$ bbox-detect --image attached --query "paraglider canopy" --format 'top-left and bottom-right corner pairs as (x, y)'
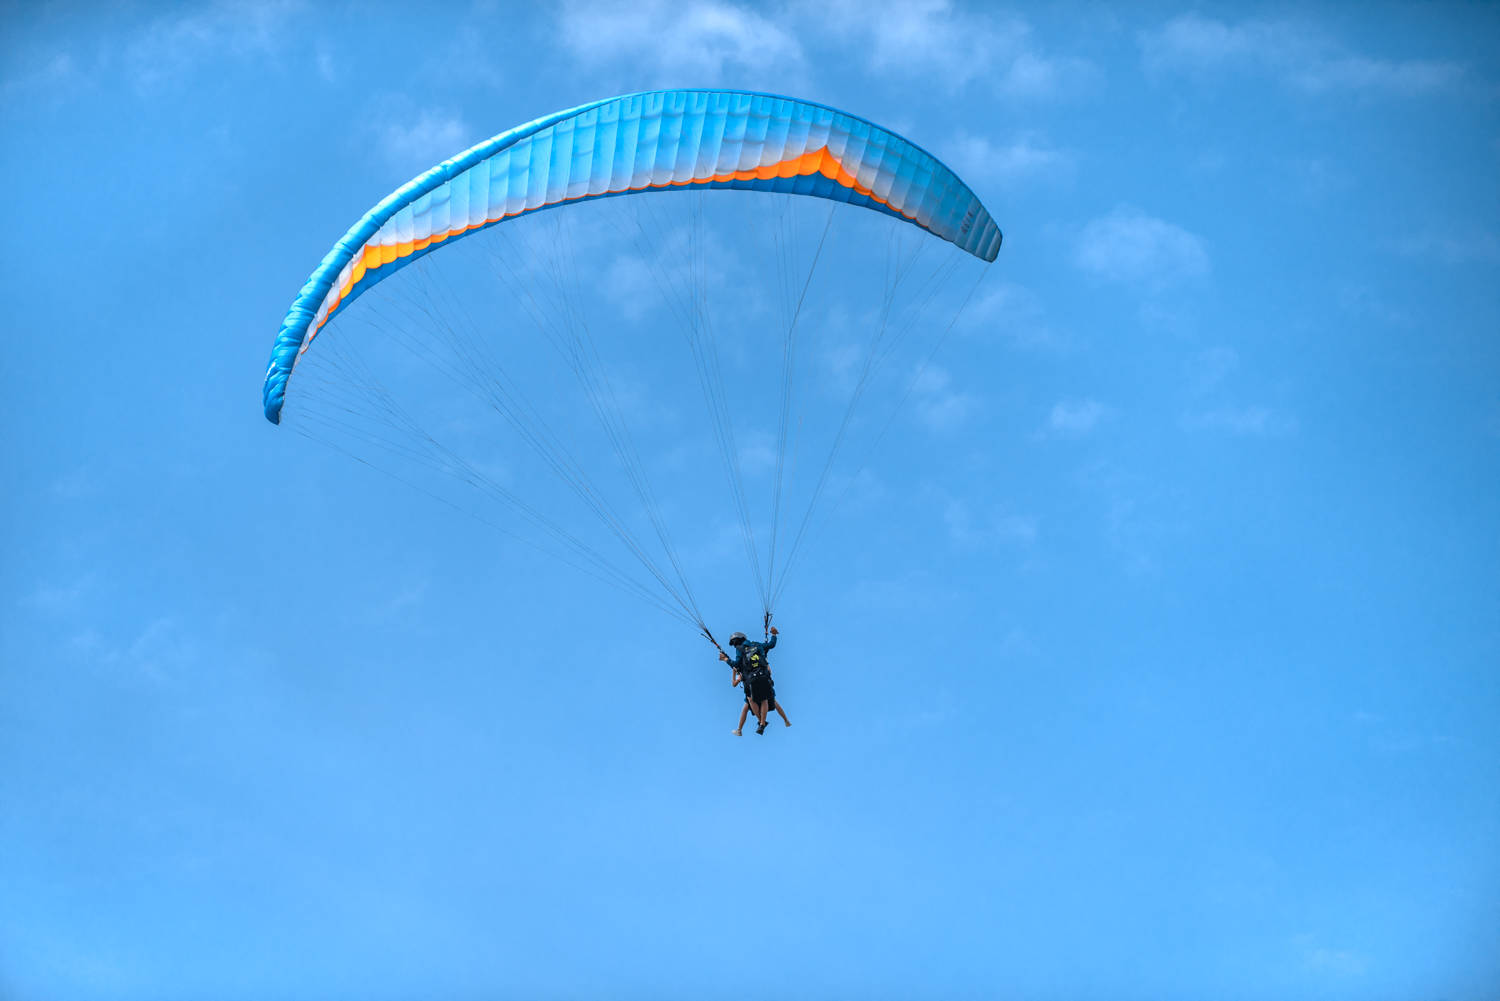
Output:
(263, 89), (1001, 424)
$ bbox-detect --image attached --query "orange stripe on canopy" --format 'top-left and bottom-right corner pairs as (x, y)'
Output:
(304, 146), (908, 348)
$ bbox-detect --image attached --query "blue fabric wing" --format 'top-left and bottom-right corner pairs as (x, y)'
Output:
(264, 89), (1002, 424)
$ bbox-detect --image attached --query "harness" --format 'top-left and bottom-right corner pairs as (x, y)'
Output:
(739, 641), (769, 678)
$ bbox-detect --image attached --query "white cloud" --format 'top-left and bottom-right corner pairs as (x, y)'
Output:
(810, 1), (1095, 98)
(1, 50), (78, 100)
(819, 467), (886, 518)
(824, 342), (863, 379)
(558, 0), (803, 84)
(5, 3), (299, 99)
(601, 254), (660, 323)
(1182, 405), (1298, 437)
(50, 466), (95, 500)
(72, 617), (199, 684)
(847, 571), (953, 611)
(947, 133), (1073, 187)
(1135, 298), (1200, 337)
(377, 579), (428, 617)
(1291, 54), (1464, 95)
(994, 50), (1098, 99)
(736, 429), (778, 476)
(427, 24), (510, 91)
(851, 0), (1016, 88)
(1047, 398), (1110, 436)
(996, 626), (1037, 658)
(1189, 150), (1230, 174)
(1074, 206), (1209, 287)
(989, 512), (1040, 548)
(123, 0), (301, 92)
(1143, 14), (1289, 70)
(912, 365), (978, 430)
(1337, 284), (1410, 327)
(600, 222), (732, 322)
(314, 45), (336, 83)
(1306, 948), (1367, 975)
(1141, 14), (1465, 96)
(1178, 346), (1296, 438)
(24, 574), (99, 615)
(1074, 459), (1168, 577)
(1383, 229), (1500, 266)
(379, 110), (472, 173)
(1279, 154), (1345, 200)
(1185, 346), (1239, 395)
(943, 497), (1038, 549)
(1296, 935), (1369, 976)
(961, 282), (1067, 350)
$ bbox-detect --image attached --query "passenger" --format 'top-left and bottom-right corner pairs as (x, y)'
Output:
(721, 626), (788, 735)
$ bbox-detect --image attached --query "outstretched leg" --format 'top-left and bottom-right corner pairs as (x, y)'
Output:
(772, 700), (791, 727)
(734, 702), (750, 736)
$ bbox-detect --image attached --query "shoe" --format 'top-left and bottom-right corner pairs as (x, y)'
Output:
(732, 729), (742, 736)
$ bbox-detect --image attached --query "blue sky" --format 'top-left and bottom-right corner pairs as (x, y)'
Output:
(3, 2), (1498, 999)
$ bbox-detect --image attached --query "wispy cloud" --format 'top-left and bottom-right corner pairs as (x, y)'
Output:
(993, 49), (1099, 99)
(832, 0), (1017, 89)
(819, 467), (886, 517)
(819, 341), (865, 396)
(1178, 346), (1296, 437)
(5, 2), (307, 102)
(1182, 405), (1298, 437)
(372, 579), (428, 621)
(943, 496), (1038, 549)
(1075, 459), (1180, 577)
(1141, 14), (1466, 96)
(1, 50), (79, 101)
(123, 0), (302, 92)
(601, 222), (732, 322)
(1352, 709), (1459, 755)
(23, 574), (99, 616)
(736, 429), (778, 476)
(1046, 398), (1111, 436)
(1383, 229), (1500, 266)
(378, 109), (472, 173)
(847, 571), (954, 611)
(961, 282), (1067, 350)
(66, 616), (199, 684)
(1074, 206), (1209, 288)
(558, 0), (803, 84)
(1185, 346), (1239, 396)
(811, 2), (1096, 98)
(1295, 933), (1369, 976)
(601, 255), (662, 324)
(1276, 154), (1347, 201)
(947, 133), (1073, 188)
(314, 45), (337, 83)
(1337, 284), (1410, 327)
(912, 365), (978, 431)
(995, 626), (1037, 659)
(1304, 946), (1368, 975)
(901, 688), (957, 729)
(49, 466), (95, 500)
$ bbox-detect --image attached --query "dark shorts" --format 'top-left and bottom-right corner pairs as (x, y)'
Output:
(747, 671), (775, 706)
